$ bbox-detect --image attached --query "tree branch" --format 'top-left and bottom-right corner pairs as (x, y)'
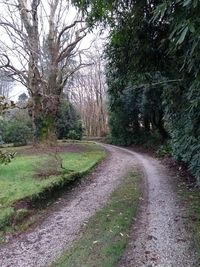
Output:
(57, 20), (84, 44)
(57, 27), (87, 62)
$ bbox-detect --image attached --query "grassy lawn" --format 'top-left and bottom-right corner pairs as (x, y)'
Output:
(52, 171), (141, 267)
(0, 142), (105, 239)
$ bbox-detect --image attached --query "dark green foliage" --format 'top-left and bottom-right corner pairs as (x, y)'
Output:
(0, 101), (33, 146)
(67, 121), (83, 140)
(156, 142), (172, 158)
(154, 0), (200, 76)
(0, 151), (15, 165)
(72, 0), (125, 26)
(56, 100), (83, 140)
(1, 120), (32, 146)
(0, 97), (15, 165)
(105, 1), (170, 146)
(108, 87), (141, 145)
(0, 135), (4, 145)
(163, 81), (200, 180)
(75, 0), (200, 183)
(154, 1), (200, 181)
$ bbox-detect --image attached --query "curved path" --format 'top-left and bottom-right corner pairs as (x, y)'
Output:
(117, 147), (198, 267)
(0, 144), (197, 267)
(0, 144), (137, 267)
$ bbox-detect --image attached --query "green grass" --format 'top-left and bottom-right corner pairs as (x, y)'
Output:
(179, 186), (200, 260)
(52, 172), (141, 267)
(0, 142), (105, 237)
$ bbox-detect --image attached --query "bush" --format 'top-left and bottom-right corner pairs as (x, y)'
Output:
(2, 120), (32, 146)
(67, 130), (82, 140)
(0, 151), (15, 165)
(56, 100), (83, 140)
(66, 120), (83, 141)
(163, 83), (200, 183)
(156, 143), (172, 158)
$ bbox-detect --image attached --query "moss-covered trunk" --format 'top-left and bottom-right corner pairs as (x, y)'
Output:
(31, 94), (60, 146)
(35, 114), (57, 145)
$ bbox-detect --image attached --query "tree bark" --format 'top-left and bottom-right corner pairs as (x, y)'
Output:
(31, 94), (60, 146)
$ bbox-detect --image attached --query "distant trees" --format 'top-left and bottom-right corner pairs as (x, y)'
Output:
(0, 70), (13, 98)
(0, 0), (89, 145)
(18, 93), (28, 103)
(101, 0), (172, 145)
(68, 47), (107, 137)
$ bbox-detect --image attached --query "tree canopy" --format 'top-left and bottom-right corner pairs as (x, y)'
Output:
(74, 0), (200, 182)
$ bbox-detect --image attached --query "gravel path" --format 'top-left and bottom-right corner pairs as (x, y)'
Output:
(117, 147), (198, 267)
(0, 144), (198, 267)
(0, 144), (137, 267)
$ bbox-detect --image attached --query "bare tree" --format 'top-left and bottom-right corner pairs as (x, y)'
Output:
(0, 0), (89, 145)
(0, 70), (13, 98)
(68, 45), (108, 137)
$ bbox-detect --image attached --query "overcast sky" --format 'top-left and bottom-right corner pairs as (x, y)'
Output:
(0, 0), (107, 101)
(9, 31), (106, 101)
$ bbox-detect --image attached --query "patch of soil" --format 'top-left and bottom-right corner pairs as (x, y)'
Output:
(18, 144), (88, 156)
(13, 198), (31, 210)
(35, 169), (62, 179)
(161, 156), (197, 186)
(127, 144), (197, 186)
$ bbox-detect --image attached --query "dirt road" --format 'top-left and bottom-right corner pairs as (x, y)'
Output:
(0, 144), (197, 267)
(0, 144), (137, 267)
(117, 147), (198, 267)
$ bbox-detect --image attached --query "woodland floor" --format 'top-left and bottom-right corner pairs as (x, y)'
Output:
(0, 144), (198, 267)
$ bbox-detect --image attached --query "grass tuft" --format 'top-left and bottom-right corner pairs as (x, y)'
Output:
(52, 171), (141, 267)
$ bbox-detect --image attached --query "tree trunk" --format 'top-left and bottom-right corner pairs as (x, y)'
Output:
(34, 114), (57, 146)
(157, 117), (169, 141)
(31, 94), (59, 146)
(144, 116), (150, 131)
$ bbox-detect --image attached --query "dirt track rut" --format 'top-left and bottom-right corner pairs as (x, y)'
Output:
(0, 144), (198, 267)
(0, 144), (136, 267)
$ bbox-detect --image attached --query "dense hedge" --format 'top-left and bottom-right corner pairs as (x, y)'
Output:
(73, 0), (200, 183)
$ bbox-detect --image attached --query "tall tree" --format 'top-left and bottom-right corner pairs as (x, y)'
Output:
(0, 0), (89, 145)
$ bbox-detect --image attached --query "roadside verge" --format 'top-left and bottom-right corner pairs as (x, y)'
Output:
(51, 171), (141, 267)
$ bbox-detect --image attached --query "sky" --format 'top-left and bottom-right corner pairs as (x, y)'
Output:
(9, 31), (105, 101)
(0, 0), (107, 101)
